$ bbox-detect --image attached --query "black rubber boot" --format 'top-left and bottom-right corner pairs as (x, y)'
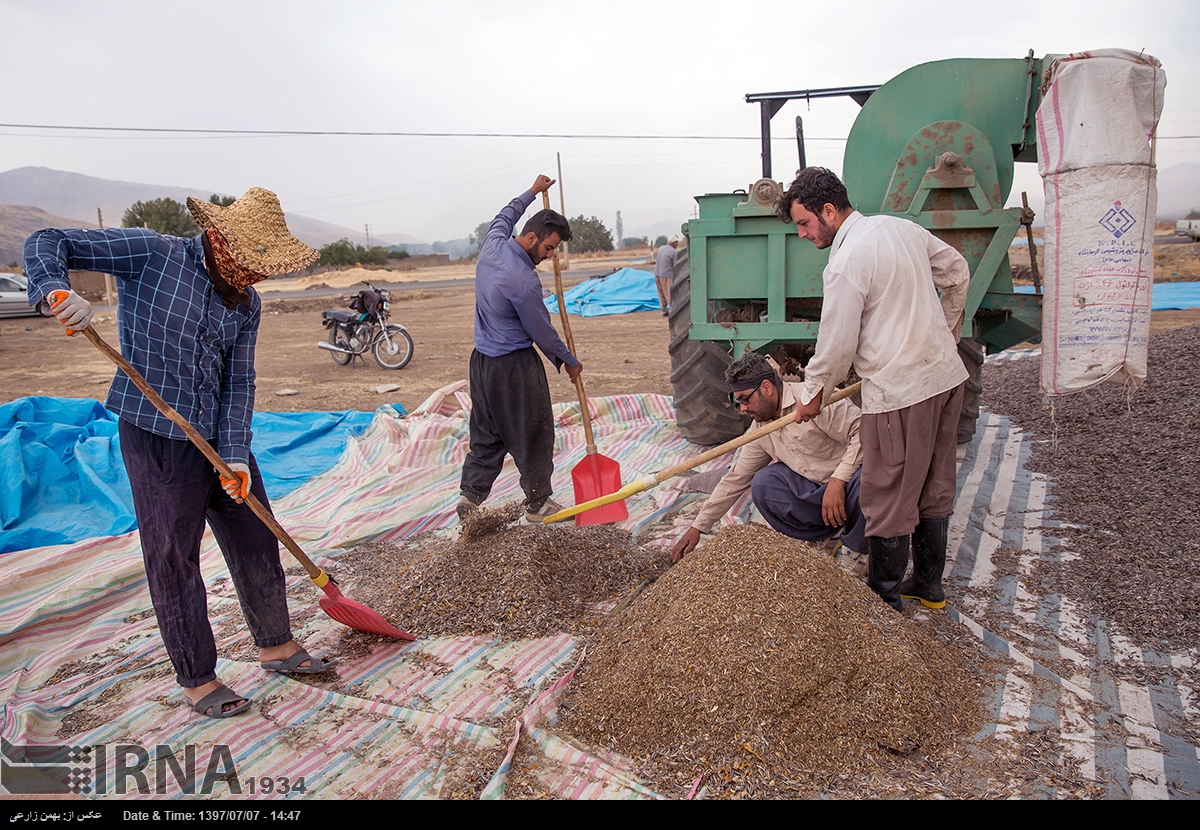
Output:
(900, 516), (949, 609)
(867, 535), (909, 612)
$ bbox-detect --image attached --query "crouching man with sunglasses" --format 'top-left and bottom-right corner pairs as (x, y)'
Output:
(670, 352), (865, 570)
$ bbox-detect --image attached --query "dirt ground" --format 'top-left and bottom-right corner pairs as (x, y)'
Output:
(0, 279), (675, 415)
(1, 262), (1196, 415)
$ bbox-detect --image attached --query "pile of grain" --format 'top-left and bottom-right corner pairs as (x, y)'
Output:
(558, 524), (984, 798)
(982, 323), (1200, 654)
(334, 513), (669, 641)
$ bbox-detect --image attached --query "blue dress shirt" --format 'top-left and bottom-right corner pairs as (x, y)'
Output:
(473, 191), (577, 369)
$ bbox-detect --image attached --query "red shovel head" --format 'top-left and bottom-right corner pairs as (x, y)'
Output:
(571, 453), (628, 526)
(318, 582), (416, 640)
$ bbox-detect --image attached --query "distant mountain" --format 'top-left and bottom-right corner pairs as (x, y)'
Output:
(1157, 162), (1200, 219)
(0, 203), (99, 267)
(0, 167), (215, 230)
(0, 166), (427, 252)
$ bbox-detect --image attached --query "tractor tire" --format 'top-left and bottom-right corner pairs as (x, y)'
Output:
(957, 335), (984, 445)
(668, 246), (751, 445)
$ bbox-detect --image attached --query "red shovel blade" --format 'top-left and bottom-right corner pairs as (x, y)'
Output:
(571, 452), (628, 526)
(317, 582), (416, 640)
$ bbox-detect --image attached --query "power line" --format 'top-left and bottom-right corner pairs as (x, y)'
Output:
(0, 123), (764, 141)
(3, 122), (1196, 143)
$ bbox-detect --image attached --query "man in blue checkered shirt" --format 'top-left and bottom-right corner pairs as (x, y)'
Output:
(25, 188), (337, 719)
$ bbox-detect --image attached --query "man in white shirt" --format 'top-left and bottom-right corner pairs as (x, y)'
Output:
(777, 167), (969, 612)
(670, 353), (865, 565)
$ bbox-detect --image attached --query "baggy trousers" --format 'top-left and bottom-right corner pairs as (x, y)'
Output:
(460, 347), (555, 509)
(655, 276), (671, 312)
(750, 463), (867, 553)
(859, 383), (964, 538)
(119, 420), (292, 688)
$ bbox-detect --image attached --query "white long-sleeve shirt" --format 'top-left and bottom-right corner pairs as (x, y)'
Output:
(801, 212), (970, 414)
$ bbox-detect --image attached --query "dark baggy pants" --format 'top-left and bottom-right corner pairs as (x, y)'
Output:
(460, 347), (555, 510)
(750, 463), (867, 553)
(859, 383), (965, 538)
(119, 420), (292, 688)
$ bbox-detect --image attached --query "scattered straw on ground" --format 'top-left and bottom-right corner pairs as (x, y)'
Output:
(333, 510), (670, 643)
(458, 503), (523, 543)
(556, 524), (988, 798)
(983, 323), (1200, 658)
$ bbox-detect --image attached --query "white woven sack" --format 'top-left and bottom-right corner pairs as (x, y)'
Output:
(1037, 50), (1164, 397)
(1038, 49), (1165, 173)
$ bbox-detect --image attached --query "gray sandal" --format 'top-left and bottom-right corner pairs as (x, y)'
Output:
(260, 648), (338, 675)
(191, 685), (251, 719)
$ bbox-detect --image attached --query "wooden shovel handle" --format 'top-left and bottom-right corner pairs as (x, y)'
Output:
(76, 324), (323, 581)
(542, 191), (597, 452)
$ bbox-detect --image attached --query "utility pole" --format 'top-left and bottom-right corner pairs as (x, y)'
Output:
(557, 152), (569, 269)
(98, 208), (115, 306)
(364, 224), (371, 250)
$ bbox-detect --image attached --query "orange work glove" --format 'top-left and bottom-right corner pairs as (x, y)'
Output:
(218, 462), (251, 503)
(48, 289), (94, 334)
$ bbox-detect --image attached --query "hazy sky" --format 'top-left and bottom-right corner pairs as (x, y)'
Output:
(2, 0), (1196, 242)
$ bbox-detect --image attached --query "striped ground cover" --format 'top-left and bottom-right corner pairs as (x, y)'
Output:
(2, 382), (1196, 798)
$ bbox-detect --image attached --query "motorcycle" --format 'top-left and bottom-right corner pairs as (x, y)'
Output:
(318, 284), (414, 370)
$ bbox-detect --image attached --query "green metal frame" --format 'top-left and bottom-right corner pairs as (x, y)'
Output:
(682, 54), (1046, 358)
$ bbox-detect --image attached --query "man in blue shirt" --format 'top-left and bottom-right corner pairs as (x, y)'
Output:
(25, 188), (335, 719)
(459, 175), (582, 523)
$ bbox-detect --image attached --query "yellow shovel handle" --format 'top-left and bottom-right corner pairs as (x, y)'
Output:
(544, 381), (862, 523)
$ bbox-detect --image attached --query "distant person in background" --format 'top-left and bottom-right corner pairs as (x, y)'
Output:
(24, 188), (336, 720)
(654, 235), (681, 317)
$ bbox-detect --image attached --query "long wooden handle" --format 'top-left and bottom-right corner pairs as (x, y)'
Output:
(544, 381), (862, 523)
(652, 381), (861, 484)
(542, 190), (597, 452)
(77, 325), (324, 581)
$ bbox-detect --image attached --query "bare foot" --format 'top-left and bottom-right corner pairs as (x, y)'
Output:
(258, 639), (310, 669)
(183, 680), (249, 716)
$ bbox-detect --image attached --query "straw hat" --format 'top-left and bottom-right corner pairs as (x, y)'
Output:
(187, 188), (319, 276)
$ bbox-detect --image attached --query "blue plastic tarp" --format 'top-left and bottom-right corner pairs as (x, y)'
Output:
(544, 268), (660, 317)
(1014, 281), (1200, 310)
(0, 397), (385, 554)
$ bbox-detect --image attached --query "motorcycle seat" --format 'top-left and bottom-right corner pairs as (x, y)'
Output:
(323, 310), (358, 323)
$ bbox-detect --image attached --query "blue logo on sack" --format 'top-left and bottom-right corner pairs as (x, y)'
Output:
(1099, 201), (1137, 239)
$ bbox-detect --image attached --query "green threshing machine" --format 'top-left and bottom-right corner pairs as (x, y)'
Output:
(670, 53), (1049, 445)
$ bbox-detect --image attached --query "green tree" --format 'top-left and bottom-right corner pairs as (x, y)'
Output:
(568, 215), (613, 254)
(1187, 208), (1200, 220)
(209, 193), (236, 207)
(317, 238), (390, 268)
(469, 220), (491, 256)
(654, 235), (669, 247)
(317, 238), (358, 268)
(363, 246), (389, 266)
(121, 197), (200, 237)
